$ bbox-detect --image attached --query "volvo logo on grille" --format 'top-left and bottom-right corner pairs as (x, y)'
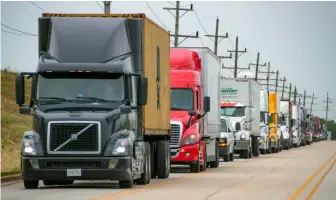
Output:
(71, 134), (78, 140)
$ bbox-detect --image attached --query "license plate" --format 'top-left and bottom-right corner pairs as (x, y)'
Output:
(67, 169), (81, 177)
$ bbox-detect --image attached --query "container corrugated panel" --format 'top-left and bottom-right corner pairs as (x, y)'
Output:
(142, 16), (171, 135)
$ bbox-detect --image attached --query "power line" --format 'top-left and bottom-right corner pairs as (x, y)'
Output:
(145, 2), (170, 30)
(29, 1), (46, 12)
(1, 29), (37, 36)
(1, 24), (37, 36)
(96, 1), (104, 11)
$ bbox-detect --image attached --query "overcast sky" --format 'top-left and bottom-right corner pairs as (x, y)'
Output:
(1, 1), (336, 119)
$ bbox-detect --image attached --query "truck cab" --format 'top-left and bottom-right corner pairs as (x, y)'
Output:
(169, 48), (219, 173)
(219, 116), (235, 162)
(259, 89), (272, 154)
(279, 100), (293, 149)
(291, 105), (301, 147)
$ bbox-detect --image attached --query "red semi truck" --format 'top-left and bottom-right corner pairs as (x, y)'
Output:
(315, 117), (322, 141)
(169, 47), (221, 173)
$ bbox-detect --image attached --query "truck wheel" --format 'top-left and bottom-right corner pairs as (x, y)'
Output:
(119, 180), (134, 189)
(243, 149), (249, 159)
(229, 152), (234, 161)
(248, 147), (252, 158)
(24, 180), (39, 189)
(150, 141), (157, 178)
(200, 143), (207, 171)
(190, 161), (200, 173)
(223, 154), (229, 162)
(156, 139), (170, 179)
(135, 142), (150, 185)
(252, 136), (260, 157)
(209, 140), (220, 168)
(200, 153), (207, 171)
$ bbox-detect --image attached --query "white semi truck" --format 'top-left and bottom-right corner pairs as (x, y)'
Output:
(220, 77), (261, 159)
(280, 100), (293, 149)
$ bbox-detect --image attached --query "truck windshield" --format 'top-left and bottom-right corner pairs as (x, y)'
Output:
(221, 107), (245, 117)
(36, 72), (125, 102)
(220, 119), (228, 132)
(171, 88), (194, 111)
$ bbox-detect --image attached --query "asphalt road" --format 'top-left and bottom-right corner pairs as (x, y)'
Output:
(2, 141), (335, 200)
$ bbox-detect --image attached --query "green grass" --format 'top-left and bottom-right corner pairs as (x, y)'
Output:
(1, 69), (32, 173)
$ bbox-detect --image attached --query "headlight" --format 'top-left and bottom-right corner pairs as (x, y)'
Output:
(219, 138), (228, 147)
(22, 137), (36, 156)
(112, 138), (129, 156)
(271, 136), (276, 142)
(240, 133), (247, 140)
(259, 136), (265, 143)
(183, 134), (197, 145)
(283, 133), (289, 139)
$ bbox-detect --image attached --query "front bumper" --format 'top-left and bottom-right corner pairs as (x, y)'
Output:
(234, 140), (249, 150)
(21, 156), (132, 181)
(259, 142), (267, 150)
(170, 143), (199, 165)
(282, 138), (291, 147)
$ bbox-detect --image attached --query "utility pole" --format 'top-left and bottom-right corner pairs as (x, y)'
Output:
(266, 62), (270, 92)
(293, 86), (297, 104)
(275, 70), (279, 93)
(323, 92), (333, 121)
(310, 92), (314, 115)
(249, 52), (266, 81)
(205, 17), (228, 56)
(103, 1), (111, 14)
(303, 90), (306, 108)
(227, 36), (247, 78)
(288, 83), (292, 101)
(163, 1), (198, 47)
(281, 77), (286, 100)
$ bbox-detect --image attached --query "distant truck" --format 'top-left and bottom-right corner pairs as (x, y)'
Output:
(292, 104), (301, 147)
(279, 100), (293, 149)
(315, 117), (321, 141)
(259, 89), (272, 154)
(269, 92), (281, 153)
(169, 47), (220, 173)
(299, 106), (307, 146)
(15, 13), (171, 189)
(305, 114), (314, 145)
(219, 116), (236, 162)
(220, 78), (261, 159)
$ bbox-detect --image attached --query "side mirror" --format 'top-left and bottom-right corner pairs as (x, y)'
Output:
(137, 77), (148, 105)
(16, 75), (25, 105)
(188, 110), (196, 116)
(120, 106), (132, 114)
(203, 96), (210, 113)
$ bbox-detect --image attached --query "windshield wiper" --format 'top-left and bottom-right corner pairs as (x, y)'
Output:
(171, 107), (187, 111)
(39, 97), (68, 101)
(76, 96), (113, 102)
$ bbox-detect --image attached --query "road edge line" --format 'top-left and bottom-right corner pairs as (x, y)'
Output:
(288, 152), (336, 200)
(304, 157), (336, 200)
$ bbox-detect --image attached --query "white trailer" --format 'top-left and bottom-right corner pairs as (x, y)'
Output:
(186, 47), (221, 167)
(220, 78), (261, 158)
(259, 89), (271, 154)
(280, 100), (293, 149)
(291, 105), (301, 147)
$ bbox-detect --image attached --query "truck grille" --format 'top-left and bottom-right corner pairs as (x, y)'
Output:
(47, 121), (101, 154)
(170, 121), (182, 147)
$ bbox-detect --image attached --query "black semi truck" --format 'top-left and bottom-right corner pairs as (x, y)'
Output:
(15, 13), (171, 189)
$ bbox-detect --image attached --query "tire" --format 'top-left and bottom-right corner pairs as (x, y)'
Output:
(150, 141), (157, 179)
(209, 140), (220, 168)
(135, 142), (150, 185)
(24, 180), (39, 189)
(243, 149), (249, 159)
(119, 180), (134, 188)
(190, 161), (200, 173)
(156, 139), (170, 179)
(248, 147), (252, 158)
(223, 154), (229, 162)
(260, 149), (265, 154)
(229, 152), (234, 161)
(252, 136), (260, 157)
